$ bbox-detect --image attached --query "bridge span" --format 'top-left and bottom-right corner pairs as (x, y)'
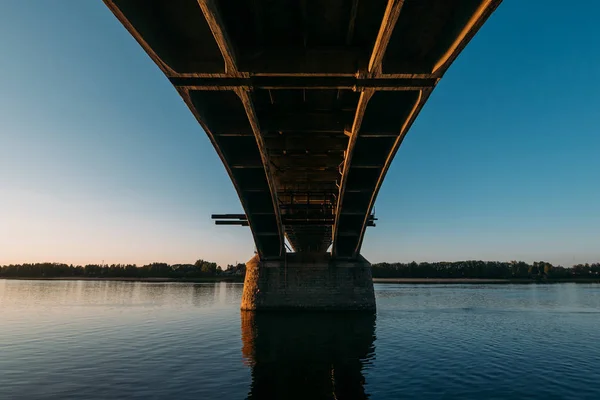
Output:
(104, 0), (501, 310)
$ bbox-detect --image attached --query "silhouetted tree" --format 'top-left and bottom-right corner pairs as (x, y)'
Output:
(2, 259), (598, 281)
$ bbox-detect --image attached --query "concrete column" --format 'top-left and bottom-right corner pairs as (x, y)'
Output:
(241, 252), (376, 311)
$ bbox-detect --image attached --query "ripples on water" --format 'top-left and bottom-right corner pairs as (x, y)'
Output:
(1, 280), (599, 399)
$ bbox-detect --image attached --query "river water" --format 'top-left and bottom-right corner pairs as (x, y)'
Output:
(1, 280), (599, 399)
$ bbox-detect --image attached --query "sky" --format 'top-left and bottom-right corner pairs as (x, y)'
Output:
(1, 1), (599, 267)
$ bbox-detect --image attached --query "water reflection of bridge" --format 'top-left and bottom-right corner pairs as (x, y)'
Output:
(241, 312), (376, 399)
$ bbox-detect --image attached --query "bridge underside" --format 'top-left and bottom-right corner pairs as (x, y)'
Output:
(105, 0), (500, 261)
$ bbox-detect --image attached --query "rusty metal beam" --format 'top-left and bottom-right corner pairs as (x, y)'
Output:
(196, 0), (237, 74)
(175, 88), (276, 255)
(333, 0), (405, 258)
(211, 214), (246, 220)
(433, 0), (498, 74)
(170, 76), (435, 90)
(368, 0), (405, 75)
(350, 0), (503, 258)
(197, 0), (285, 258)
(215, 220), (249, 226)
(281, 219), (376, 227)
(102, 0), (176, 76)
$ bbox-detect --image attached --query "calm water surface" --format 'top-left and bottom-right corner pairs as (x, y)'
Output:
(1, 280), (599, 399)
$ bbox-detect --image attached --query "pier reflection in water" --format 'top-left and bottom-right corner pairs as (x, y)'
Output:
(241, 311), (376, 399)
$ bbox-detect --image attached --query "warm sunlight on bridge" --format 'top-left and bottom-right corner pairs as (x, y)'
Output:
(104, 0), (502, 310)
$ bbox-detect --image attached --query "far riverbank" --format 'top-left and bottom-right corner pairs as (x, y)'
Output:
(373, 278), (600, 284)
(0, 276), (245, 283)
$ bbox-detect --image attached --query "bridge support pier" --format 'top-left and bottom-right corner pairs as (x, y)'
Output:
(241, 253), (375, 311)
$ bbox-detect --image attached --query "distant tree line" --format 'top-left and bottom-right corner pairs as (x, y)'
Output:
(1, 259), (599, 281)
(0, 259), (245, 279)
(371, 260), (600, 280)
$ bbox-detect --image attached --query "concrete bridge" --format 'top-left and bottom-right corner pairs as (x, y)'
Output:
(104, 0), (501, 310)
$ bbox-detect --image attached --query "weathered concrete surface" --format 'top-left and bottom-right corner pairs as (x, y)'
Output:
(241, 253), (376, 311)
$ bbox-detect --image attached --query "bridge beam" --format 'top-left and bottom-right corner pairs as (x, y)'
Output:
(169, 76), (436, 91)
(332, 0), (502, 258)
(197, 0), (285, 258)
(333, 0), (405, 259)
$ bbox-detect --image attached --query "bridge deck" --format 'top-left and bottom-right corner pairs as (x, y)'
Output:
(105, 0), (501, 259)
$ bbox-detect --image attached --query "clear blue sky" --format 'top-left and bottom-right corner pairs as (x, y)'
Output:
(1, 1), (599, 267)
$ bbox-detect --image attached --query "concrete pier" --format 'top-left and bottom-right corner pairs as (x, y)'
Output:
(241, 253), (376, 311)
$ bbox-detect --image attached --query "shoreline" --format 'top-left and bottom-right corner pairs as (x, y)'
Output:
(1, 277), (598, 284)
(373, 278), (600, 284)
(0, 276), (245, 283)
